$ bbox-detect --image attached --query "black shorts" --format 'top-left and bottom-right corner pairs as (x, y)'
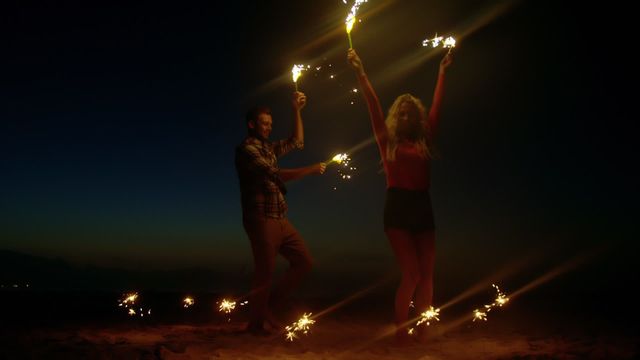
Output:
(384, 187), (435, 233)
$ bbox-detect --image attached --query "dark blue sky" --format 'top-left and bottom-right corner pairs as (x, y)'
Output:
(1, 0), (636, 280)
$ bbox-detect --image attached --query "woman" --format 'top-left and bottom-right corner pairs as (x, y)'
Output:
(347, 48), (453, 343)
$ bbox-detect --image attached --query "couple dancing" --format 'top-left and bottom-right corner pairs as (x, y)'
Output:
(235, 48), (453, 343)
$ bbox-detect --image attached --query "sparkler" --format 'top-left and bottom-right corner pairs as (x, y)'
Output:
(422, 34), (457, 53)
(345, 0), (368, 48)
(408, 305), (440, 335)
(285, 313), (316, 341)
(327, 153), (356, 188)
(291, 64), (309, 91)
(183, 296), (195, 308)
(443, 36), (456, 54)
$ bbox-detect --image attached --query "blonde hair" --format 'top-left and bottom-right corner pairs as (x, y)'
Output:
(384, 93), (432, 161)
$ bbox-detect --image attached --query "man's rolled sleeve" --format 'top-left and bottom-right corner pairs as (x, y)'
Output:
(273, 137), (303, 158)
(239, 143), (280, 178)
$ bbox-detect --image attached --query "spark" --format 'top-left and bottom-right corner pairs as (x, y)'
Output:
(473, 308), (488, 322)
(118, 292), (138, 307)
(472, 284), (510, 322)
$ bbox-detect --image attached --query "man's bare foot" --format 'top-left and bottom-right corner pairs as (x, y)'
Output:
(265, 311), (284, 331)
(245, 321), (272, 337)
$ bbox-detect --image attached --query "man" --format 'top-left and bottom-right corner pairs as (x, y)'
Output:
(235, 91), (326, 335)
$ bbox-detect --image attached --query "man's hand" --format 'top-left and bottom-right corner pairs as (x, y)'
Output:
(314, 162), (326, 175)
(292, 91), (307, 111)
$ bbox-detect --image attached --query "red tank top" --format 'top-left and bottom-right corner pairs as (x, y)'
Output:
(384, 142), (431, 190)
(357, 72), (445, 192)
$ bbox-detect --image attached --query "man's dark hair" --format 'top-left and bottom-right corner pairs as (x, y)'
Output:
(245, 106), (271, 125)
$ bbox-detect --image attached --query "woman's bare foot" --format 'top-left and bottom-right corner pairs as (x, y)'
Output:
(392, 328), (413, 347)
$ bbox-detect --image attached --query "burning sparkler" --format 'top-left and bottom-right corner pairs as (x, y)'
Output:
(330, 153), (349, 164)
(345, 0), (368, 48)
(291, 64), (309, 91)
(443, 36), (456, 53)
(183, 296), (195, 308)
(327, 153), (356, 188)
(422, 34), (457, 53)
(285, 313), (316, 341)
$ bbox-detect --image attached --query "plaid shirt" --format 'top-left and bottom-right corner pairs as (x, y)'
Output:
(235, 135), (303, 219)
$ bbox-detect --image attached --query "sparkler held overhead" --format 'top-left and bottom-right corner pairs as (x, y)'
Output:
(291, 64), (308, 91)
(344, 0), (368, 48)
(423, 34), (457, 54)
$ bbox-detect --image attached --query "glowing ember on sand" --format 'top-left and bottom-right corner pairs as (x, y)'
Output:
(183, 296), (195, 308)
(472, 284), (510, 322)
(285, 313), (316, 341)
(218, 299), (236, 314)
(118, 292), (138, 307)
(416, 306), (440, 326)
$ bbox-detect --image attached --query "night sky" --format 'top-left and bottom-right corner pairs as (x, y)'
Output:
(1, 0), (637, 287)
